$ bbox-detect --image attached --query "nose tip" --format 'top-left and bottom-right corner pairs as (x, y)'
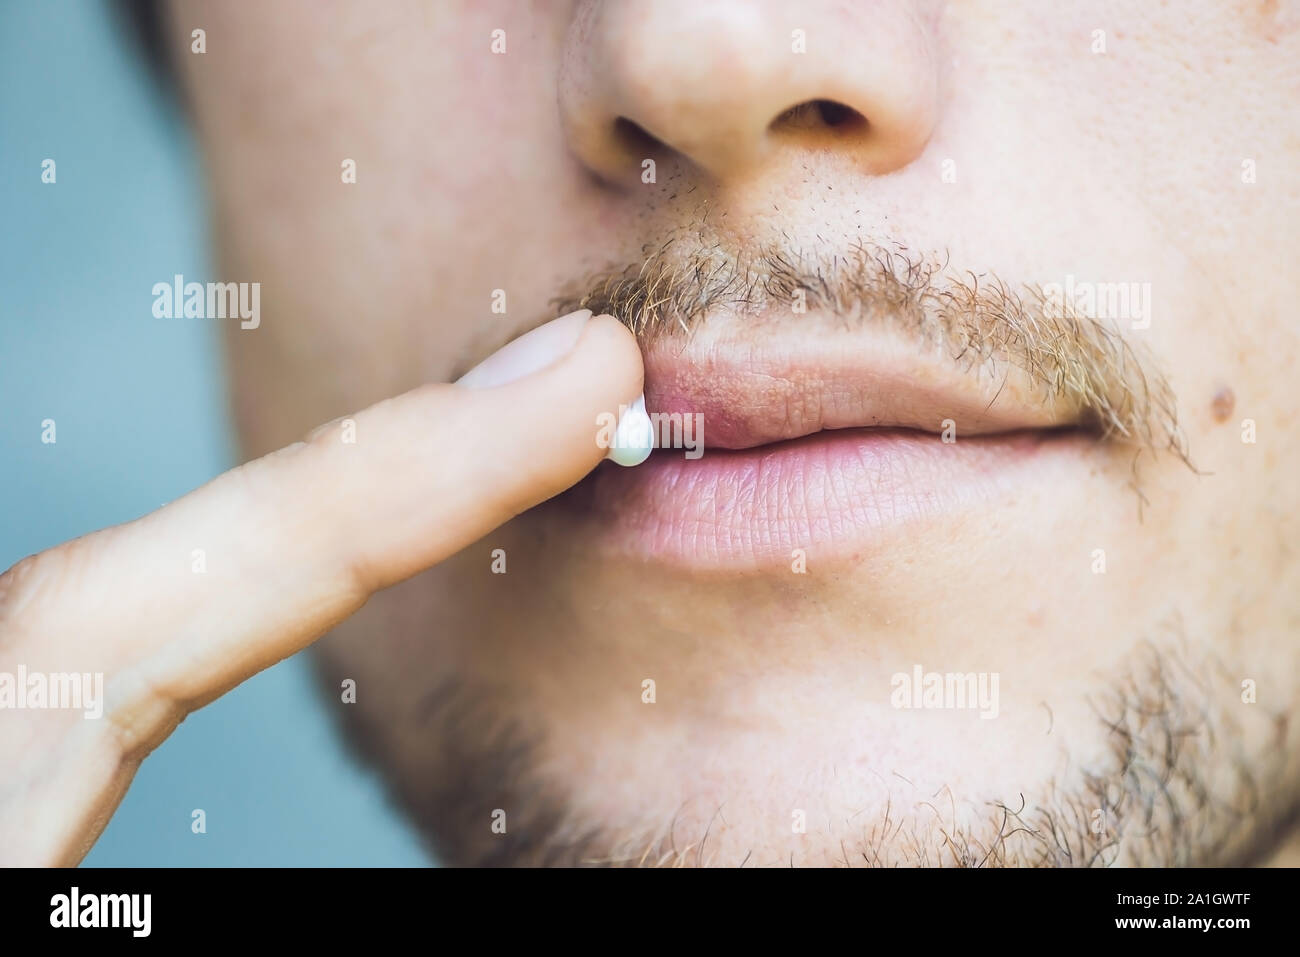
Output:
(559, 0), (940, 184)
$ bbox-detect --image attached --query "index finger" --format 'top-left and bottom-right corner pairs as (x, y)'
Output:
(0, 312), (641, 863)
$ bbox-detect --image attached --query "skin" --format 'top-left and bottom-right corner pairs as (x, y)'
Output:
(3, 0), (1298, 865)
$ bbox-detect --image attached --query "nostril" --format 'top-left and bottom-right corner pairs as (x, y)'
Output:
(771, 99), (868, 134)
(613, 116), (668, 157)
(815, 99), (862, 129)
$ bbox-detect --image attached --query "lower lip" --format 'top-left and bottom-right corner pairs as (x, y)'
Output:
(549, 427), (1089, 570)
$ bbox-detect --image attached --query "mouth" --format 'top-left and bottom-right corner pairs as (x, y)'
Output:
(549, 311), (1099, 571)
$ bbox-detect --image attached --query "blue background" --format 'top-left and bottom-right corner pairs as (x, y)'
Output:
(0, 1), (429, 865)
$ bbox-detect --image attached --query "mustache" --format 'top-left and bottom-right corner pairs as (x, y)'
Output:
(557, 239), (1189, 463)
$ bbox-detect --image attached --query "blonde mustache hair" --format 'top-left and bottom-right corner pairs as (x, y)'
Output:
(558, 238), (1189, 468)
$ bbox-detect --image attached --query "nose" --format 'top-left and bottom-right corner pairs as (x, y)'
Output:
(559, 0), (941, 184)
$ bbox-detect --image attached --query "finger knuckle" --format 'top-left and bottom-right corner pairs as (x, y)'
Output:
(0, 549), (67, 641)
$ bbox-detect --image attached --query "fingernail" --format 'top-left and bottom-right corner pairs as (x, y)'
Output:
(456, 309), (593, 389)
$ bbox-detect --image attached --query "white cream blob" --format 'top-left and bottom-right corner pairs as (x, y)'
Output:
(606, 394), (654, 467)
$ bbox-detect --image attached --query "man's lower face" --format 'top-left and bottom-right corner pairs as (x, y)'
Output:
(309, 339), (1293, 866)
(296, 235), (1294, 869)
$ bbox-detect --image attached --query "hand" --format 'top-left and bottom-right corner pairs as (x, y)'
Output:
(0, 310), (642, 865)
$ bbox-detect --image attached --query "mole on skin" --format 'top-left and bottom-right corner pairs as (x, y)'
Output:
(1211, 387), (1235, 424)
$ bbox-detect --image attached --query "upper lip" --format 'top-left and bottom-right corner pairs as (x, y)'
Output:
(640, 310), (1081, 450)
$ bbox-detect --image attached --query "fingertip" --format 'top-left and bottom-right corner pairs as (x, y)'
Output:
(470, 311), (645, 510)
(577, 313), (645, 401)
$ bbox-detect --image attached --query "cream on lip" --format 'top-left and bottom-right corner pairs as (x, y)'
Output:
(603, 394), (654, 467)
